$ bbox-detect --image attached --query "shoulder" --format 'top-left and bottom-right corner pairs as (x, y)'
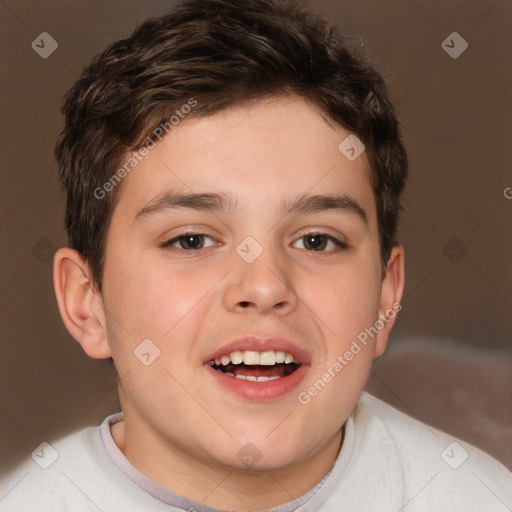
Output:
(0, 413), (174, 512)
(0, 416), (118, 512)
(355, 392), (512, 510)
(1, 426), (93, 510)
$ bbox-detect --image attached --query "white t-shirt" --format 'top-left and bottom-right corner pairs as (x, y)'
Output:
(1, 392), (510, 511)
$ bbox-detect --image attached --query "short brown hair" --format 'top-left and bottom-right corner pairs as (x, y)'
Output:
(55, 0), (407, 292)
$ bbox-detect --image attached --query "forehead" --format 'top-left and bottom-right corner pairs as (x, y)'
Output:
(112, 95), (376, 225)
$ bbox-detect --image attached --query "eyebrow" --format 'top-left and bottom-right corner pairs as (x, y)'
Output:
(135, 191), (368, 225)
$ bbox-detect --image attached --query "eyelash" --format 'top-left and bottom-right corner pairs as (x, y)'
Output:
(161, 230), (348, 254)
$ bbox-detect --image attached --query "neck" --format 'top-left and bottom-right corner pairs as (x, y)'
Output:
(111, 417), (344, 510)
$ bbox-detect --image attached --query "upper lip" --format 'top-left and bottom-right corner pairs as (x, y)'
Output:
(204, 336), (312, 365)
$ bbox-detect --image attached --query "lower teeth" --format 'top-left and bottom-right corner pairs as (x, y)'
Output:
(211, 362), (299, 381)
(223, 372), (280, 382)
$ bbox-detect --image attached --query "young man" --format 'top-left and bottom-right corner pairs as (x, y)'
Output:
(1, 0), (510, 510)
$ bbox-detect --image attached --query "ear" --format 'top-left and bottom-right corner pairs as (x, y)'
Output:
(373, 244), (405, 358)
(53, 247), (112, 359)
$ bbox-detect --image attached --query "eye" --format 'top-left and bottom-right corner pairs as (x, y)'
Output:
(162, 232), (217, 251)
(292, 233), (347, 252)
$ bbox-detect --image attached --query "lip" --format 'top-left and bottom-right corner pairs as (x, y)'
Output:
(203, 336), (311, 402)
(204, 336), (312, 365)
(205, 363), (309, 401)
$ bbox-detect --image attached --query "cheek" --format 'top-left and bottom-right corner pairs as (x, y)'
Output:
(106, 256), (237, 374)
(301, 263), (381, 409)
(296, 271), (379, 428)
(102, 256), (209, 397)
(300, 262), (381, 340)
(105, 251), (213, 337)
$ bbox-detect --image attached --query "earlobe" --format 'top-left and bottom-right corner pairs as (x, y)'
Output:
(53, 247), (112, 359)
(374, 245), (405, 358)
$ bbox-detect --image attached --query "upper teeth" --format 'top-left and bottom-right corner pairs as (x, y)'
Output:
(212, 350), (296, 366)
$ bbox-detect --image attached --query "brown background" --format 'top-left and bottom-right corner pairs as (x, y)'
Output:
(1, 0), (511, 476)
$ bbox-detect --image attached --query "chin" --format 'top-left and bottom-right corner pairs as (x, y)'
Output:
(211, 436), (306, 473)
(226, 453), (298, 473)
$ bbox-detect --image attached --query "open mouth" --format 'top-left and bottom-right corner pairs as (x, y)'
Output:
(208, 350), (301, 382)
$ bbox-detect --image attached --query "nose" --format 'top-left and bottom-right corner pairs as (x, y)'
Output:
(223, 242), (299, 316)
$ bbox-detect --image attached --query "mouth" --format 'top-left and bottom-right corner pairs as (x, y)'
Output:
(203, 338), (310, 401)
(208, 350), (301, 382)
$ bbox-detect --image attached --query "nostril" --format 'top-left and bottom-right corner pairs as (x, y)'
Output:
(239, 301), (251, 308)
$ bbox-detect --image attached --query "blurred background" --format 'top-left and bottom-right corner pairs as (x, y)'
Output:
(1, 0), (511, 476)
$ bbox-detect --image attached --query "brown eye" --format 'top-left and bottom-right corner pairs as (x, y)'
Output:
(293, 233), (347, 252)
(162, 233), (216, 251)
(303, 234), (328, 251)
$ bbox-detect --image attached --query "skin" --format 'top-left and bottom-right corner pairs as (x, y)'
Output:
(54, 95), (404, 510)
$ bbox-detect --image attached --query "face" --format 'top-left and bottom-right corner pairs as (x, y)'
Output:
(88, 96), (402, 474)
